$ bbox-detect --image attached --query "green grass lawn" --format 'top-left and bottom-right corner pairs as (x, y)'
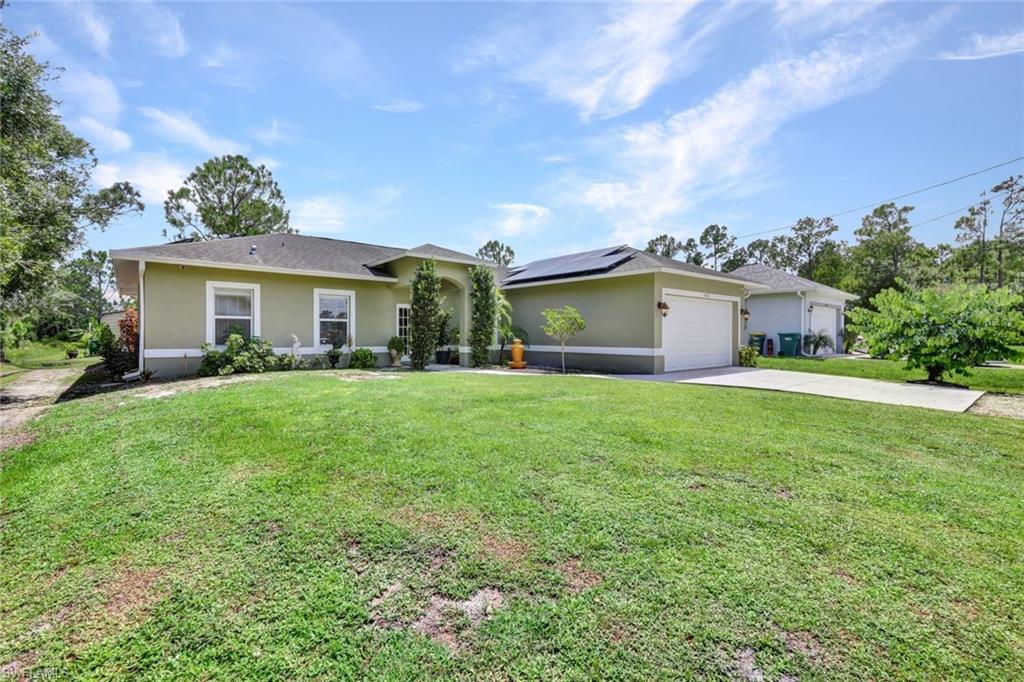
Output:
(2, 372), (1022, 679)
(759, 355), (1024, 394)
(1, 340), (97, 372)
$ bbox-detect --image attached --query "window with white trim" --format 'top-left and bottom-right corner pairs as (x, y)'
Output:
(316, 290), (352, 347)
(396, 304), (410, 352)
(206, 282), (261, 346)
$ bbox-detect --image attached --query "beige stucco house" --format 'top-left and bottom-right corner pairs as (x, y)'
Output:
(111, 235), (765, 376)
(501, 246), (765, 373)
(111, 234), (493, 377)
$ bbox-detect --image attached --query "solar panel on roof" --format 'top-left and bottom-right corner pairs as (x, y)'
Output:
(503, 246), (633, 284)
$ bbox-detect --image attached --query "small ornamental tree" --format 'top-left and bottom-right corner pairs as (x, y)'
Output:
(409, 260), (442, 370)
(541, 305), (586, 373)
(468, 265), (496, 367)
(849, 284), (1024, 383)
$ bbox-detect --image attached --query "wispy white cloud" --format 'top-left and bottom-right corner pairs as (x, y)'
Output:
(293, 187), (403, 235)
(28, 29), (131, 152)
(138, 107), (245, 156)
(455, 3), (743, 122)
(93, 154), (189, 204)
(542, 154), (570, 164)
(76, 117), (132, 152)
(491, 203), (551, 237)
(372, 99), (425, 113)
(571, 13), (950, 244)
(202, 42), (238, 68)
(132, 1), (188, 57)
(939, 28), (1024, 61)
(65, 2), (112, 58)
(773, 0), (885, 35)
(253, 119), (286, 144)
(64, 68), (123, 122)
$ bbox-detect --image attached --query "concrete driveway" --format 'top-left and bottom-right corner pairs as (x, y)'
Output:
(623, 366), (984, 412)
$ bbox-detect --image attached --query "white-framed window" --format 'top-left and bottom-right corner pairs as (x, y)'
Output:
(314, 288), (355, 348)
(396, 303), (410, 353)
(206, 281), (261, 346)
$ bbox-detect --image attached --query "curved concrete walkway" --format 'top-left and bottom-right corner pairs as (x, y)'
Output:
(623, 367), (984, 413)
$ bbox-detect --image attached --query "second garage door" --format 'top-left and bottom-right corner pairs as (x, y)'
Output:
(663, 294), (734, 371)
(808, 306), (838, 355)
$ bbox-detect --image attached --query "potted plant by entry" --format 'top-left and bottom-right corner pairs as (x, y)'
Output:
(325, 332), (346, 368)
(387, 335), (405, 367)
(435, 309), (452, 365)
(448, 327), (460, 364)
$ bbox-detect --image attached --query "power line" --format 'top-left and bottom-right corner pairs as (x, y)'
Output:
(735, 155), (1023, 241)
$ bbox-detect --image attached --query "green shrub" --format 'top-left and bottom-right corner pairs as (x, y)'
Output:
(349, 347), (377, 369)
(65, 346), (79, 359)
(198, 334), (277, 376)
(409, 260), (442, 370)
(275, 353), (307, 371)
(387, 335), (406, 354)
(849, 284), (1024, 382)
(738, 346), (759, 367)
(803, 331), (834, 355)
(468, 265), (496, 367)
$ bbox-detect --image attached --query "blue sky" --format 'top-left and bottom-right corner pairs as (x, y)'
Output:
(7, 1), (1023, 263)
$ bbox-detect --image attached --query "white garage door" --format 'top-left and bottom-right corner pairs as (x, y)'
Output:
(809, 306), (837, 355)
(663, 294), (733, 371)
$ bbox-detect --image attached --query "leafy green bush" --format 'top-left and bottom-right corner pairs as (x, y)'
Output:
(387, 335), (406, 354)
(409, 260), (442, 370)
(468, 265), (496, 367)
(94, 323), (135, 375)
(275, 353), (307, 371)
(803, 331), (834, 355)
(198, 334), (277, 376)
(349, 347), (377, 369)
(738, 346), (759, 367)
(849, 285), (1024, 383)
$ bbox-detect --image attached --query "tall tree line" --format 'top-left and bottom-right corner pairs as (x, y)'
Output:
(644, 174), (1024, 307)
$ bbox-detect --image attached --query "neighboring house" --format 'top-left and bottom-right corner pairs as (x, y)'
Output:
(110, 235), (767, 377)
(502, 246), (766, 373)
(110, 234), (493, 377)
(99, 309), (126, 335)
(730, 264), (858, 356)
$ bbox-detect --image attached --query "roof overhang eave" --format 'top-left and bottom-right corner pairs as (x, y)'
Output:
(108, 254), (399, 283)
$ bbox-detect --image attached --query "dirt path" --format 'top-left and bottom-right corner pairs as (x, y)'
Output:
(1, 368), (79, 450)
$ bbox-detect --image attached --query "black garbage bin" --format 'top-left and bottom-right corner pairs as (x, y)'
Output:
(747, 333), (766, 355)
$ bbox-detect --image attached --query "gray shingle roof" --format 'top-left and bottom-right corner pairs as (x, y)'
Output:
(730, 263), (856, 299)
(110, 234), (486, 279)
(366, 243), (495, 267)
(500, 246), (761, 287)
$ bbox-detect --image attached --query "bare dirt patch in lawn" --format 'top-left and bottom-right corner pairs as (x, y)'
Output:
(409, 588), (505, 651)
(834, 569), (859, 586)
(481, 534), (531, 565)
(780, 628), (823, 664)
(0, 650), (38, 677)
(968, 393), (1024, 419)
(104, 567), (167, 619)
(557, 559), (602, 593)
(134, 374), (267, 400)
(734, 647), (766, 682)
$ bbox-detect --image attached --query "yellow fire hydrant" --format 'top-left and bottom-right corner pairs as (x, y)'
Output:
(509, 338), (527, 369)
